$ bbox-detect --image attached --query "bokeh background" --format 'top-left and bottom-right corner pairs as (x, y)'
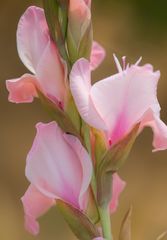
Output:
(1, 0), (167, 239)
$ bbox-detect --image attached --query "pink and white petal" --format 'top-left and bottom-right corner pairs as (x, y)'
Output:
(36, 41), (65, 103)
(90, 41), (106, 71)
(70, 58), (106, 130)
(26, 122), (85, 209)
(141, 109), (167, 151)
(17, 6), (49, 73)
(21, 184), (55, 235)
(91, 65), (160, 144)
(6, 74), (38, 103)
(110, 173), (126, 213)
(64, 133), (92, 210)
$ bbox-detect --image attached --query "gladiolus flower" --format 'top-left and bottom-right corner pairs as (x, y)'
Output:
(22, 121), (92, 234)
(70, 57), (167, 151)
(6, 6), (105, 107)
(6, 6), (66, 106)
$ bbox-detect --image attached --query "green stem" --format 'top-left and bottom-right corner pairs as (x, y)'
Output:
(98, 206), (113, 240)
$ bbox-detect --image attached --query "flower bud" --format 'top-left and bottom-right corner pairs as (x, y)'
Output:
(67, 0), (93, 63)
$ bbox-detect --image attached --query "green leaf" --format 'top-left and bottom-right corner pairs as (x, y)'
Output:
(156, 231), (167, 240)
(96, 124), (139, 206)
(38, 90), (84, 146)
(119, 206), (132, 240)
(56, 200), (100, 240)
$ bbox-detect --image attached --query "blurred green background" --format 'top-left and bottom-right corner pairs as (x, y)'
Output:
(1, 0), (167, 239)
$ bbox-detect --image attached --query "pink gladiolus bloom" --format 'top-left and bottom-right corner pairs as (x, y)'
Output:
(22, 121), (92, 234)
(70, 57), (167, 151)
(6, 6), (105, 107)
(6, 6), (65, 106)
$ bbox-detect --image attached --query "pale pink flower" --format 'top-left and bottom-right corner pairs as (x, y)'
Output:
(6, 6), (105, 107)
(22, 121), (92, 234)
(6, 6), (65, 106)
(70, 57), (167, 151)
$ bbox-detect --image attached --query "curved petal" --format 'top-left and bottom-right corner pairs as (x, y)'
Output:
(110, 173), (126, 213)
(21, 184), (55, 235)
(64, 134), (92, 209)
(17, 6), (49, 73)
(6, 74), (38, 103)
(90, 41), (106, 71)
(141, 109), (167, 151)
(36, 41), (65, 103)
(26, 122), (91, 209)
(70, 58), (106, 130)
(90, 64), (160, 144)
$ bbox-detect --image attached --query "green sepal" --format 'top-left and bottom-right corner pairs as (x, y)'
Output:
(85, 188), (100, 224)
(78, 22), (93, 60)
(57, 0), (69, 9)
(43, 0), (70, 67)
(96, 124), (139, 206)
(81, 120), (91, 153)
(92, 128), (107, 167)
(119, 206), (132, 240)
(67, 26), (78, 64)
(56, 200), (100, 240)
(65, 93), (81, 134)
(38, 90), (84, 145)
(43, 0), (59, 43)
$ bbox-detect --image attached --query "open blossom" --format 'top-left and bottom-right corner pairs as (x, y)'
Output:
(22, 121), (92, 235)
(21, 121), (125, 235)
(6, 6), (105, 108)
(6, 6), (66, 106)
(70, 57), (167, 151)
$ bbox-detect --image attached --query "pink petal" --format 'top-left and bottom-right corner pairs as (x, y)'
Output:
(26, 122), (92, 209)
(6, 74), (38, 103)
(141, 109), (167, 151)
(21, 184), (55, 235)
(64, 134), (92, 209)
(110, 173), (126, 213)
(70, 58), (106, 130)
(90, 41), (106, 70)
(36, 41), (65, 103)
(17, 6), (49, 73)
(71, 58), (161, 145)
